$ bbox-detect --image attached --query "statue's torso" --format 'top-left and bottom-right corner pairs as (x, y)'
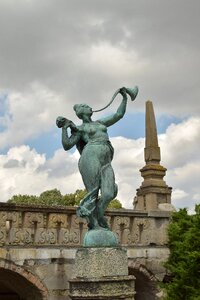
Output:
(78, 121), (109, 143)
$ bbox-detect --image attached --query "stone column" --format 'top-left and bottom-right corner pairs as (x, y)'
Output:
(69, 247), (135, 299)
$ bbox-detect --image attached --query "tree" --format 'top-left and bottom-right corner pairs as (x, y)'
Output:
(7, 189), (123, 209)
(62, 189), (87, 206)
(39, 189), (63, 205)
(8, 189), (63, 206)
(163, 205), (200, 300)
(8, 194), (38, 205)
(108, 199), (123, 209)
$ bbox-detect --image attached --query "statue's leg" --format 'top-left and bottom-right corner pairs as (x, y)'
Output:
(78, 150), (101, 229)
(97, 163), (118, 228)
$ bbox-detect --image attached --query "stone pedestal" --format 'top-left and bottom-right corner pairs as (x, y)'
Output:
(69, 247), (135, 300)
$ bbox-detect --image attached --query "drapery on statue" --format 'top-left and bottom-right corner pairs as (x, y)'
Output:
(56, 86), (138, 231)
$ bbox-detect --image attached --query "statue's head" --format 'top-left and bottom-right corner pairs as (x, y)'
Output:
(73, 104), (93, 119)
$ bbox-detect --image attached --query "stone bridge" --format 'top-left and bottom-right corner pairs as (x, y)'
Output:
(0, 203), (170, 300)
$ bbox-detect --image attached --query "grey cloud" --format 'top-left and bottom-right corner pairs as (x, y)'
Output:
(39, 148), (79, 178)
(0, 0), (199, 118)
(3, 159), (21, 169)
(40, 157), (78, 178)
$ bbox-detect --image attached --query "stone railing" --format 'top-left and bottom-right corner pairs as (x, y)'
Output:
(0, 203), (170, 247)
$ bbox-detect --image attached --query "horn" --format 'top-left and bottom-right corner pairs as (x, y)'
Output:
(93, 85), (139, 113)
(125, 86), (139, 101)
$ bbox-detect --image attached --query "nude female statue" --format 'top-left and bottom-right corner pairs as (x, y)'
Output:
(56, 86), (138, 230)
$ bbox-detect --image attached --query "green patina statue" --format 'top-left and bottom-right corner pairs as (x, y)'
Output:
(56, 86), (138, 246)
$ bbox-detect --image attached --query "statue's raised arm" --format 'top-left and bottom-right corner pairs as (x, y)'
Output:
(96, 88), (125, 127)
(95, 85), (138, 127)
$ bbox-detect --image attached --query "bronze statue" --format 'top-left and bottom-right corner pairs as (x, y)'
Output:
(56, 86), (138, 232)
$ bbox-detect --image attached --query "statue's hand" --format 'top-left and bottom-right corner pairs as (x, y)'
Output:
(56, 116), (77, 132)
(119, 87), (127, 98)
(56, 116), (69, 128)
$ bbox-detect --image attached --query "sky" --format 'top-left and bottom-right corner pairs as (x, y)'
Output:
(0, 0), (199, 212)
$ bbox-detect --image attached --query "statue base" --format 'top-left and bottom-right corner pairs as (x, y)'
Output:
(69, 247), (135, 300)
(83, 228), (118, 247)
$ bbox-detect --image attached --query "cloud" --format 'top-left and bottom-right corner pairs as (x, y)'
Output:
(160, 117), (200, 168)
(0, 83), (71, 149)
(0, 0), (199, 118)
(172, 189), (188, 201)
(111, 136), (144, 208)
(160, 117), (200, 211)
(0, 145), (83, 202)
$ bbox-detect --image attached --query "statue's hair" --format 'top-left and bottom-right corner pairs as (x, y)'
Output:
(73, 104), (92, 119)
(73, 104), (83, 119)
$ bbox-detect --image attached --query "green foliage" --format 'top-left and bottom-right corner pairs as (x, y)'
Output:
(108, 199), (123, 209)
(8, 189), (63, 206)
(7, 189), (122, 209)
(8, 194), (38, 205)
(164, 205), (200, 300)
(62, 189), (87, 206)
(39, 189), (63, 205)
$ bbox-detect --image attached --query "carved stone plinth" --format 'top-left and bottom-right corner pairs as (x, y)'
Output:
(69, 276), (135, 299)
(69, 247), (135, 300)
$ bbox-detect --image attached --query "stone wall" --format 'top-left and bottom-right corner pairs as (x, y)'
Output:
(0, 203), (170, 248)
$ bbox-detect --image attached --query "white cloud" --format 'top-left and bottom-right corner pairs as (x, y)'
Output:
(172, 189), (188, 201)
(0, 145), (46, 200)
(193, 193), (200, 201)
(159, 117), (200, 168)
(0, 83), (75, 149)
(0, 145), (83, 202)
(111, 136), (144, 208)
(160, 117), (200, 211)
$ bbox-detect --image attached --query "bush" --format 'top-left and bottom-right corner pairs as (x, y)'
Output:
(163, 205), (200, 300)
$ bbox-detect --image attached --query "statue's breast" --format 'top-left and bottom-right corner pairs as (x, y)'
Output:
(80, 122), (107, 142)
(83, 122), (106, 134)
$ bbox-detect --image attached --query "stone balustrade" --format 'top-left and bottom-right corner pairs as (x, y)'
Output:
(0, 203), (170, 247)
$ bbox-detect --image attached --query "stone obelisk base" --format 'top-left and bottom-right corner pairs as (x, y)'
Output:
(69, 247), (135, 300)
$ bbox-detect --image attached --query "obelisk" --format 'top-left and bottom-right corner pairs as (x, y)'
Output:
(134, 101), (172, 211)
